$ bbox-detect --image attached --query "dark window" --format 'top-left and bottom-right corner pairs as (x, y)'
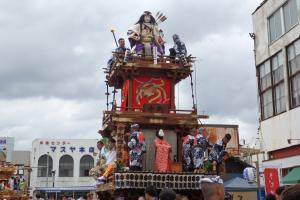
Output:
(79, 155), (94, 177)
(37, 154), (53, 177)
(258, 51), (285, 119)
(59, 155), (74, 177)
(288, 39), (300, 108)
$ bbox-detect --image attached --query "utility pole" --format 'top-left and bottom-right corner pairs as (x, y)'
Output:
(255, 155), (261, 200)
(46, 152), (49, 187)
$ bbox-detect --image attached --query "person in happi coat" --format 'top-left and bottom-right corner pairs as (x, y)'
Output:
(208, 134), (231, 174)
(128, 123), (146, 171)
(154, 129), (172, 172)
(191, 128), (209, 172)
(182, 128), (197, 172)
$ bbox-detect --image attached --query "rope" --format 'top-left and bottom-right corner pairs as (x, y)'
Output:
(194, 60), (198, 111)
(190, 74), (195, 109)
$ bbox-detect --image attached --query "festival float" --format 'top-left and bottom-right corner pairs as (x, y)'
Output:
(91, 11), (240, 199)
(0, 153), (29, 200)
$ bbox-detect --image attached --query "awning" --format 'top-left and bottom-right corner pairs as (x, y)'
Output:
(224, 177), (258, 192)
(282, 166), (300, 184)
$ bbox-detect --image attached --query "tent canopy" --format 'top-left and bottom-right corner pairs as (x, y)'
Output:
(224, 177), (258, 192)
(282, 166), (300, 184)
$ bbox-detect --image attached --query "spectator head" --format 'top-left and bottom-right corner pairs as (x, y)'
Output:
(145, 185), (156, 200)
(282, 184), (300, 200)
(159, 188), (176, 200)
(266, 194), (276, 200)
(201, 176), (224, 200)
(275, 186), (286, 200)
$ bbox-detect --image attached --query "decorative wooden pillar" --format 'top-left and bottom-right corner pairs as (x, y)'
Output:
(116, 123), (125, 163)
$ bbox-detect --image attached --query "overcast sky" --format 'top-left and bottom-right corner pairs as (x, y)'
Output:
(0, 0), (262, 150)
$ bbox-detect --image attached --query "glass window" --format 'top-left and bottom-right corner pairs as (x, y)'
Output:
(288, 40), (300, 75)
(59, 155), (74, 177)
(272, 52), (284, 84)
(283, 0), (298, 31)
(269, 9), (283, 42)
(260, 60), (272, 91)
(262, 89), (273, 119)
(37, 155), (53, 177)
(291, 73), (300, 107)
(275, 83), (286, 114)
(288, 39), (300, 108)
(79, 155), (94, 177)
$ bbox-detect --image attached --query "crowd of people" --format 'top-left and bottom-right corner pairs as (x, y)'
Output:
(265, 184), (300, 200)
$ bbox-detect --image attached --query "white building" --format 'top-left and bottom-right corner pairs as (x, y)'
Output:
(30, 139), (98, 198)
(0, 137), (14, 162)
(252, 0), (300, 184)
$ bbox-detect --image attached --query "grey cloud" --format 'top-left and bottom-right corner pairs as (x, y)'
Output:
(0, 0), (263, 149)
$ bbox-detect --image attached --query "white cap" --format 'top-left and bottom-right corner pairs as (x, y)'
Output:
(158, 129), (164, 137)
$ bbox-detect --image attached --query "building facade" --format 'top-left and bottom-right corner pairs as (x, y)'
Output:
(252, 0), (300, 183)
(30, 139), (98, 197)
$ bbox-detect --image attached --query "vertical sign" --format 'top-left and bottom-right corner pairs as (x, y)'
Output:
(264, 168), (280, 194)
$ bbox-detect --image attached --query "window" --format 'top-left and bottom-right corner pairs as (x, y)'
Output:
(268, 0), (298, 43)
(283, 0), (298, 31)
(262, 89), (274, 118)
(258, 52), (286, 119)
(272, 52), (286, 114)
(260, 60), (272, 91)
(275, 83), (286, 113)
(269, 9), (283, 42)
(37, 154), (53, 177)
(59, 155), (74, 177)
(288, 39), (300, 108)
(79, 155), (94, 177)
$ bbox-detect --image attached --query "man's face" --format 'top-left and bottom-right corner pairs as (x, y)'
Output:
(118, 39), (125, 48)
(97, 142), (103, 150)
(190, 128), (197, 136)
(108, 141), (115, 150)
(223, 137), (231, 144)
(131, 127), (138, 133)
(144, 15), (151, 23)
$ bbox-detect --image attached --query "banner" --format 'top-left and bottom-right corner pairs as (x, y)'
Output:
(132, 76), (171, 108)
(264, 168), (280, 194)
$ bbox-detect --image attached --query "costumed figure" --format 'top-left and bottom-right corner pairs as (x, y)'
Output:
(127, 11), (165, 56)
(192, 128), (209, 172)
(182, 131), (195, 172)
(154, 129), (172, 172)
(208, 134), (232, 174)
(169, 34), (188, 66)
(107, 38), (130, 72)
(127, 124), (146, 171)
